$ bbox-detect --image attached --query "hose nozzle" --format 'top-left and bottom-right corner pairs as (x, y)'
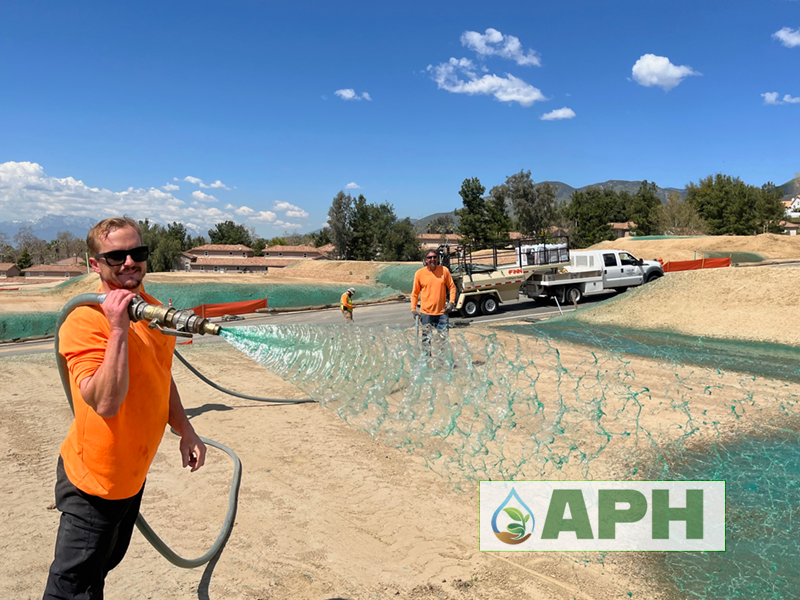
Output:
(124, 296), (221, 336)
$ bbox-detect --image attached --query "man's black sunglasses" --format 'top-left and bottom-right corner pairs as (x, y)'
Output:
(95, 246), (149, 266)
(425, 255), (439, 261)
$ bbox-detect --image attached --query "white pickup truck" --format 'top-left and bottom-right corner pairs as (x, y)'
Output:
(523, 249), (664, 304)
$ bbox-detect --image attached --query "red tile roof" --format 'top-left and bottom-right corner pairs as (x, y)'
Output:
(188, 244), (254, 252)
(263, 245), (323, 253)
(0, 263), (19, 271)
(189, 257), (301, 267)
(608, 221), (637, 230)
(22, 265), (86, 274)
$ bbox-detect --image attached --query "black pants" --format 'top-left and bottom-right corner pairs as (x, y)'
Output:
(43, 457), (145, 600)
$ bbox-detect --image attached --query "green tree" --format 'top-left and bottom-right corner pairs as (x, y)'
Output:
(425, 215), (456, 234)
(207, 220), (254, 246)
(381, 217), (422, 261)
(628, 181), (662, 236)
(657, 191), (707, 235)
(503, 171), (557, 236)
(17, 247), (33, 270)
(349, 194), (375, 260)
(328, 191), (353, 259)
(308, 228), (332, 247)
(251, 238), (267, 256)
(455, 177), (490, 245)
(686, 174), (784, 235)
(564, 188), (627, 247)
(486, 186), (513, 239)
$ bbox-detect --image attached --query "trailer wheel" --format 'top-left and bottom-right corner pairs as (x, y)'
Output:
(566, 286), (582, 304)
(462, 297), (481, 317)
(481, 295), (499, 315)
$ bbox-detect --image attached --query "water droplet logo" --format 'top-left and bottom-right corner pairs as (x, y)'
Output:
(491, 488), (534, 545)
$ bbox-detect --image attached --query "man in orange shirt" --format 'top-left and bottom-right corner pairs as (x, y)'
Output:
(43, 217), (206, 599)
(340, 287), (356, 323)
(411, 250), (458, 353)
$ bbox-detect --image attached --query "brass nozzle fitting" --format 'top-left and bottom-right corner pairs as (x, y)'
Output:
(127, 297), (221, 335)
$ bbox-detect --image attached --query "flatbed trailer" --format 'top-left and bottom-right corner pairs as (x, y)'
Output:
(438, 236), (570, 317)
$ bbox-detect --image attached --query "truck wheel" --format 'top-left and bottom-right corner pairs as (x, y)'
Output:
(462, 298), (481, 317)
(566, 286), (582, 304)
(646, 273), (663, 284)
(481, 295), (499, 315)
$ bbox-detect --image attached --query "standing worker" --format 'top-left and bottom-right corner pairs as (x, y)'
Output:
(341, 287), (356, 323)
(43, 217), (206, 599)
(411, 250), (457, 352)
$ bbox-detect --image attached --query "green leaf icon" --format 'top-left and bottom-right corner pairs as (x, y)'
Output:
(504, 507), (525, 522)
(507, 523), (526, 538)
(523, 514), (530, 523)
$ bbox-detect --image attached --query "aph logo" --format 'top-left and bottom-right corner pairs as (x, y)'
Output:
(491, 487), (534, 545)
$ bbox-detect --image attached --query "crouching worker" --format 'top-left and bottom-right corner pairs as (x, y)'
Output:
(43, 217), (206, 599)
(341, 287), (356, 324)
(411, 250), (457, 354)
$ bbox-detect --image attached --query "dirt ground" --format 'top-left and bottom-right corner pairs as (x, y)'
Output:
(2, 238), (800, 599)
(589, 232), (800, 262)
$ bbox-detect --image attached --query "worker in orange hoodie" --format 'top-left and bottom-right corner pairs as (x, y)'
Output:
(411, 250), (457, 352)
(340, 287), (356, 323)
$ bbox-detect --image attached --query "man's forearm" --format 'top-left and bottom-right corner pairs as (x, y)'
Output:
(168, 379), (193, 436)
(79, 330), (129, 418)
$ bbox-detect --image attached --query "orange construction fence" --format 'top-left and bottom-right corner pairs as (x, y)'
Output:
(661, 257), (731, 273)
(190, 298), (268, 318)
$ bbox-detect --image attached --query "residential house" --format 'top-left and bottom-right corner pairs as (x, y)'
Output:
(608, 222), (637, 239)
(178, 243), (327, 273)
(22, 265), (85, 278)
(52, 255), (86, 266)
(780, 221), (799, 236)
(0, 263), (21, 278)
(783, 196), (800, 218)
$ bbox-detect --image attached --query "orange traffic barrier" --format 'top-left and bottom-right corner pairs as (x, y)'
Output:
(190, 298), (268, 318)
(661, 258), (731, 273)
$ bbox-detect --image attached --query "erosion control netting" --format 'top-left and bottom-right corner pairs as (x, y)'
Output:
(375, 264), (420, 294)
(221, 322), (800, 598)
(701, 250), (766, 263)
(144, 282), (395, 309)
(0, 312), (60, 341)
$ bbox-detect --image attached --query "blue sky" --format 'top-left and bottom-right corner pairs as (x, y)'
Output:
(1, 0), (798, 236)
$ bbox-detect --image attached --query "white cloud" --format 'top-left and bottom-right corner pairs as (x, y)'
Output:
(631, 54), (699, 91)
(183, 175), (206, 187)
(273, 201), (309, 219)
(274, 220), (301, 229)
(344, 182), (361, 189)
(251, 211), (278, 223)
(460, 28), (541, 66)
(162, 183), (180, 191)
(762, 91), (800, 105)
(192, 190), (218, 203)
(334, 88), (372, 101)
(541, 107), (576, 121)
(773, 27), (800, 48)
(208, 180), (230, 189)
(427, 57), (545, 106)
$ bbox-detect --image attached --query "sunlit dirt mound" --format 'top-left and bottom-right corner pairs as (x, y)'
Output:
(569, 265), (800, 346)
(589, 233), (800, 263)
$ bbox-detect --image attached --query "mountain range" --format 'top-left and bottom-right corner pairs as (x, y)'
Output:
(0, 215), (97, 242)
(412, 178), (798, 230)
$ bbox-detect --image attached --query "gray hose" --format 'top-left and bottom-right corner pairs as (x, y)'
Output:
(53, 293), (299, 569)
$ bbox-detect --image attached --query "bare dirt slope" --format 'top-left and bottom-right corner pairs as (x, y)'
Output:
(589, 233), (800, 262)
(571, 265), (800, 346)
(2, 263), (800, 598)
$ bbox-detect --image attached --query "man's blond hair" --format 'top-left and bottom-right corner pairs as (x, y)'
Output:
(87, 217), (142, 256)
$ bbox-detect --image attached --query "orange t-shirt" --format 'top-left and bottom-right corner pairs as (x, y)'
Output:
(59, 287), (176, 500)
(411, 265), (457, 316)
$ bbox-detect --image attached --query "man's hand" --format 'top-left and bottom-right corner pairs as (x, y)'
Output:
(445, 302), (455, 314)
(179, 427), (207, 473)
(412, 310), (421, 319)
(101, 289), (136, 333)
